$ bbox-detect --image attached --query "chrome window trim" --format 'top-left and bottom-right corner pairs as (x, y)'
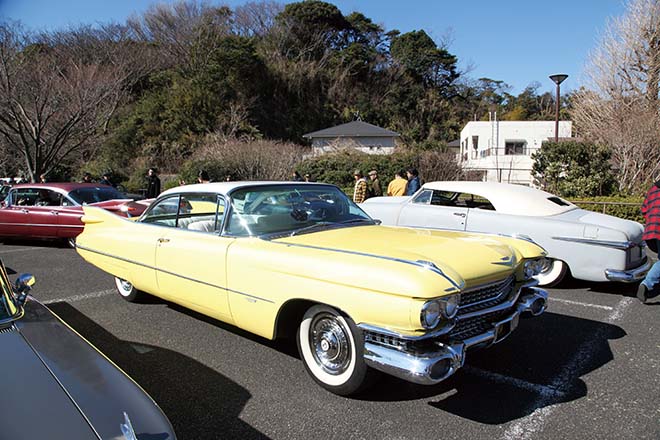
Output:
(76, 243), (274, 304)
(551, 236), (636, 250)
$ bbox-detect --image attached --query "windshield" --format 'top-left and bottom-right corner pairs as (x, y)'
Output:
(68, 187), (127, 205)
(0, 264), (17, 320)
(226, 184), (373, 237)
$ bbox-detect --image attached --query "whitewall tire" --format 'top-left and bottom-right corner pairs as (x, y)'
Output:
(534, 259), (568, 287)
(297, 304), (371, 395)
(114, 277), (144, 302)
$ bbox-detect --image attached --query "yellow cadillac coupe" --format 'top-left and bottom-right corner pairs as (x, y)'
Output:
(76, 182), (549, 396)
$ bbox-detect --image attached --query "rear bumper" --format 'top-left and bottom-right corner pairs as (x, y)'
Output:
(362, 287), (548, 385)
(605, 258), (651, 282)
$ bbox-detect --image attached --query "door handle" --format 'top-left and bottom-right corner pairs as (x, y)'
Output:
(157, 238), (170, 243)
(21, 209), (29, 214)
(453, 212), (466, 218)
(50, 211), (59, 215)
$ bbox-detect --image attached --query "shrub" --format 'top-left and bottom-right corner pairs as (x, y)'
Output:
(569, 195), (644, 223)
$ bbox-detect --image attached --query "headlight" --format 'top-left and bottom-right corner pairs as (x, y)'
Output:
(420, 294), (461, 329)
(420, 300), (441, 329)
(523, 258), (549, 279)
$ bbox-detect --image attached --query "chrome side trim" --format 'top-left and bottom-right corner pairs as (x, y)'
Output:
(272, 241), (464, 290)
(0, 223), (79, 229)
(76, 243), (274, 304)
(605, 259), (651, 282)
(551, 236), (636, 250)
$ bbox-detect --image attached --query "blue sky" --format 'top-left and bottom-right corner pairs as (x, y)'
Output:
(0, 0), (626, 94)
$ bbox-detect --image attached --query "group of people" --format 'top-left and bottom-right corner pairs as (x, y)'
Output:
(351, 168), (421, 203)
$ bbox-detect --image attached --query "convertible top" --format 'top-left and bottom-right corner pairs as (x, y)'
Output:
(420, 181), (577, 217)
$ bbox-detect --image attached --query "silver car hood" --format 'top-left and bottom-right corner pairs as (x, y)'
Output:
(0, 326), (100, 439)
(13, 298), (176, 440)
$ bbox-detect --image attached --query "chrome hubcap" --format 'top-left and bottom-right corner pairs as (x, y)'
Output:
(119, 279), (133, 293)
(309, 314), (350, 375)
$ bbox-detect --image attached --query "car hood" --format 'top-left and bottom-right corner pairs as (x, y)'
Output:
(275, 225), (542, 289)
(555, 209), (644, 241)
(0, 326), (100, 439)
(12, 298), (176, 440)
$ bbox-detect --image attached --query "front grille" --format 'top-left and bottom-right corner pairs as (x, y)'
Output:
(448, 309), (509, 341)
(364, 331), (410, 351)
(0, 325), (15, 334)
(458, 275), (515, 314)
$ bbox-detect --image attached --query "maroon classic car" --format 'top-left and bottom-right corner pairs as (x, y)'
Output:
(0, 183), (148, 246)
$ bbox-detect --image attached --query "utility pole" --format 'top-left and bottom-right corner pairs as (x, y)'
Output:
(549, 74), (568, 142)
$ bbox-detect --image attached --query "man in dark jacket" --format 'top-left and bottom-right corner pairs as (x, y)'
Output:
(145, 168), (161, 198)
(405, 168), (421, 196)
(368, 170), (382, 198)
(637, 179), (660, 303)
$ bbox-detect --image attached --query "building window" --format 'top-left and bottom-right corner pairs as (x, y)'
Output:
(505, 141), (525, 155)
(472, 135), (479, 150)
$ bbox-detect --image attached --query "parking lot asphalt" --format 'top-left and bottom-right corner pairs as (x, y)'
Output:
(1, 239), (658, 440)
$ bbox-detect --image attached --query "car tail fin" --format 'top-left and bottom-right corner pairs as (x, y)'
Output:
(81, 206), (125, 225)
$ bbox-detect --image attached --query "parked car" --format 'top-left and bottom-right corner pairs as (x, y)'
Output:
(0, 259), (176, 439)
(76, 181), (549, 396)
(0, 183), (148, 246)
(361, 181), (650, 286)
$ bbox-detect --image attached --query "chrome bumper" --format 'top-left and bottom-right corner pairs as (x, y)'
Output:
(363, 287), (548, 386)
(604, 259), (651, 282)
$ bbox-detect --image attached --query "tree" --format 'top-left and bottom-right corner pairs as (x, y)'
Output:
(0, 23), (151, 182)
(571, 0), (660, 193)
(532, 141), (616, 197)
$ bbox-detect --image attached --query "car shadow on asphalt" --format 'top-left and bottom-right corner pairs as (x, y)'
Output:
(1, 237), (71, 249)
(47, 302), (271, 440)
(558, 276), (640, 296)
(356, 312), (626, 424)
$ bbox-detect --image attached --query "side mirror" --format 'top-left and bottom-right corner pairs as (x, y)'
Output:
(15, 273), (35, 305)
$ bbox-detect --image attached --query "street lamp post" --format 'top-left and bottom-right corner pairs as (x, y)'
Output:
(549, 74), (568, 142)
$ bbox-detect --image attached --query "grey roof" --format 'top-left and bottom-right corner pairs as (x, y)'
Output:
(447, 139), (460, 148)
(303, 121), (400, 139)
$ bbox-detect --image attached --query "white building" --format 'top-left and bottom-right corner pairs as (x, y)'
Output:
(459, 120), (572, 186)
(303, 121), (400, 155)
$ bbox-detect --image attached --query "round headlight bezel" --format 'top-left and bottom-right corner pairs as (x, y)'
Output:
(439, 295), (460, 319)
(420, 300), (441, 329)
(524, 257), (549, 279)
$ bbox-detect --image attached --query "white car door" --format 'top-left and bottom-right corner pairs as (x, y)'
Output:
(398, 189), (468, 231)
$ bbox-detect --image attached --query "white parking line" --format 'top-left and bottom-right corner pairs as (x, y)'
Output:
(43, 289), (115, 304)
(0, 247), (41, 254)
(548, 297), (614, 311)
(500, 297), (634, 440)
(463, 366), (566, 399)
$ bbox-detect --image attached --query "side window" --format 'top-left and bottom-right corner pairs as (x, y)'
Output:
(141, 196), (180, 227)
(11, 189), (40, 206)
(412, 189), (432, 204)
(177, 193), (224, 233)
(34, 190), (61, 206)
(455, 192), (495, 210)
(430, 190), (457, 207)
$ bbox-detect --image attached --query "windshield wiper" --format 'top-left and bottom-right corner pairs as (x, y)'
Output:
(339, 218), (379, 225)
(289, 221), (341, 237)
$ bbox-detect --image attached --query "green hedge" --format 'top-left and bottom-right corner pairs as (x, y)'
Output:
(570, 196), (644, 223)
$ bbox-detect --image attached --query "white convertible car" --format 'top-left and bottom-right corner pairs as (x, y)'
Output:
(361, 181), (650, 286)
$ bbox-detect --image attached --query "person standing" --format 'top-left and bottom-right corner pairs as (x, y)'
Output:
(81, 172), (94, 183)
(352, 169), (368, 203)
(637, 178), (660, 304)
(387, 171), (408, 196)
(198, 170), (210, 184)
(292, 171), (303, 182)
(99, 172), (114, 187)
(145, 168), (161, 198)
(368, 170), (382, 198)
(405, 168), (421, 196)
